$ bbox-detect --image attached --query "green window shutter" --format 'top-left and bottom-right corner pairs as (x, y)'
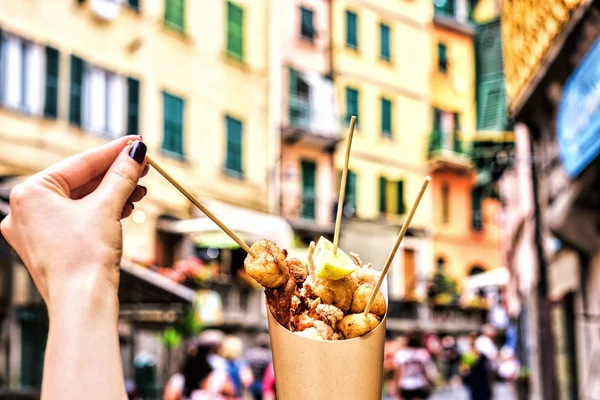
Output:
(477, 78), (506, 130)
(225, 115), (243, 174)
(300, 160), (316, 219)
(345, 10), (358, 49)
(381, 98), (392, 136)
(345, 170), (357, 210)
(346, 87), (359, 125)
(380, 23), (390, 61)
(453, 112), (462, 153)
(128, 0), (139, 11)
(127, 78), (140, 136)
(441, 183), (449, 224)
(227, 1), (244, 61)
(162, 92), (184, 156)
(378, 176), (387, 214)
(475, 20), (503, 80)
(43, 46), (59, 119)
(434, 0), (455, 18)
(396, 180), (405, 215)
(164, 0), (185, 31)
(438, 42), (448, 72)
(300, 7), (315, 40)
(68, 55), (83, 126)
(471, 187), (483, 231)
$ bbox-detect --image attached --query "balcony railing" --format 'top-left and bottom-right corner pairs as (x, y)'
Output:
(427, 130), (472, 160)
(288, 92), (310, 130)
(205, 280), (267, 327)
(281, 193), (337, 228)
(387, 300), (487, 333)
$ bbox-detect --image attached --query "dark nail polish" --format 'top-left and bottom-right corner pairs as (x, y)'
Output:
(138, 185), (147, 195)
(138, 135), (143, 140)
(129, 141), (147, 164)
(127, 202), (135, 210)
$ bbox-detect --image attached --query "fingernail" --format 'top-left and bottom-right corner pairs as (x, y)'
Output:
(138, 135), (143, 141)
(127, 201), (135, 210)
(129, 141), (147, 164)
(138, 185), (147, 195)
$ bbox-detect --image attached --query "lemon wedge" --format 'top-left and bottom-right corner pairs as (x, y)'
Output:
(314, 237), (358, 280)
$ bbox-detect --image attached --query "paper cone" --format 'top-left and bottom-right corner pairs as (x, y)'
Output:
(267, 309), (386, 400)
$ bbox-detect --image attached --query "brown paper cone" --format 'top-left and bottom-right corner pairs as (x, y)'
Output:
(267, 309), (386, 400)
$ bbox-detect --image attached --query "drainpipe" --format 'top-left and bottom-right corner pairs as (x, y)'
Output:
(268, 0), (282, 214)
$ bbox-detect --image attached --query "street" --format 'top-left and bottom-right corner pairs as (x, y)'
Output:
(431, 383), (516, 400)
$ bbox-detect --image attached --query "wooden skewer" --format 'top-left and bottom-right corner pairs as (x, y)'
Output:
(332, 116), (356, 255)
(144, 153), (258, 258)
(363, 176), (431, 316)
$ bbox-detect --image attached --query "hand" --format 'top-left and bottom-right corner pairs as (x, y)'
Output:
(0, 136), (148, 310)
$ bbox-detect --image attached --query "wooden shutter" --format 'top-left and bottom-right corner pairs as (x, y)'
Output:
(227, 1), (244, 60)
(346, 87), (358, 124)
(345, 170), (357, 209)
(127, 77), (140, 136)
(43, 46), (59, 119)
(165, 0), (185, 31)
(128, 0), (140, 11)
(379, 176), (387, 214)
(381, 98), (392, 135)
(471, 187), (483, 231)
(346, 11), (357, 48)
(396, 180), (405, 214)
(438, 42), (448, 72)
(68, 55), (83, 126)
(380, 23), (390, 61)
(225, 115), (243, 174)
(477, 78), (506, 130)
(162, 93), (184, 155)
(300, 7), (315, 40)
(301, 160), (316, 219)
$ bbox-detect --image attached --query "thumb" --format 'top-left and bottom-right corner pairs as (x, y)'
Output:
(94, 140), (147, 217)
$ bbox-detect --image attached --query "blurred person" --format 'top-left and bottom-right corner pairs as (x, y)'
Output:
(461, 332), (493, 400)
(392, 331), (436, 400)
(163, 338), (236, 400)
(440, 336), (460, 386)
(0, 137), (150, 399)
(245, 333), (272, 400)
(262, 362), (276, 400)
(384, 338), (404, 399)
(218, 335), (255, 398)
(475, 324), (498, 365)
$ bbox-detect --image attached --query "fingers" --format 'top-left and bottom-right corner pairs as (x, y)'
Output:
(127, 185), (147, 203)
(70, 175), (104, 200)
(94, 141), (147, 218)
(43, 136), (142, 197)
(121, 202), (135, 219)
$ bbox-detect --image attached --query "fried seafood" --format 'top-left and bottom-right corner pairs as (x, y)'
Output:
(350, 283), (387, 316)
(244, 238), (386, 340)
(244, 240), (289, 288)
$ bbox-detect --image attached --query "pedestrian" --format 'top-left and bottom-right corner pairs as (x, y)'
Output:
(441, 336), (460, 386)
(392, 331), (436, 400)
(262, 362), (276, 400)
(218, 335), (255, 399)
(0, 137), (150, 399)
(163, 334), (237, 400)
(245, 333), (272, 400)
(460, 332), (493, 400)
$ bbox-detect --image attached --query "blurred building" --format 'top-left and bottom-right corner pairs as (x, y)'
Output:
(331, 0), (434, 305)
(501, 0), (600, 398)
(0, 0), (277, 394)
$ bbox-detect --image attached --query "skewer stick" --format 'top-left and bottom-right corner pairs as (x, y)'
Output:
(332, 116), (356, 255)
(363, 176), (431, 316)
(144, 152), (258, 258)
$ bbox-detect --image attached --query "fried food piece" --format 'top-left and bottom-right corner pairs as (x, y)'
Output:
(287, 258), (308, 284)
(312, 303), (344, 327)
(244, 240), (289, 288)
(307, 241), (316, 282)
(265, 276), (296, 326)
(350, 283), (387, 316)
(352, 265), (379, 286)
(338, 313), (381, 339)
(349, 252), (362, 266)
(312, 320), (341, 340)
(295, 327), (324, 341)
(311, 276), (355, 311)
(291, 312), (315, 332)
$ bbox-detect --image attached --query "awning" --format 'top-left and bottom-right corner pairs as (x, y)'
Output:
(157, 200), (294, 250)
(463, 267), (510, 290)
(119, 260), (197, 304)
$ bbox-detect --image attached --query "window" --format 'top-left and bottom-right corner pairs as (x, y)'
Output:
(126, 78), (140, 136)
(471, 186), (483, 231)
(438, 42), (448, 72)
(345, 87), (359, 125)
(43, 46), (59, 119)
(396, 180), (405, 214)
(381, 97), (392, 136)
(434, 0), (456, 18)
(345, 10), (358, 49)
(300, 7), (315, 41)
(345, 170), (357, 212)
(162, 92), (184, 156)
(80, 63), (127, 138)
(225, 115), (243, 175)
(431, 107), (460, 152)
(164, 0), (185, 31)
(0, 33), (44, 115)
(69, 55), (83, 126)
(380, 23), (390, 61)
(300, 160), (316, 219)
(288, 68), (310, 128)
(127, 0), (140, 11)
(441, 183), (449, 224)
(226, 1), (244, 61)
(378, 176), (387, 214)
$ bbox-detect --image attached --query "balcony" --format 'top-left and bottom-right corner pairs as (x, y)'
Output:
(282, 91), (342, 149)
(427, 130), (473, 171)
(280, 193), (336, 235)
(387, 300), (487, 333)
(433, 0), (475, 35)
(204, 280), (267, 328)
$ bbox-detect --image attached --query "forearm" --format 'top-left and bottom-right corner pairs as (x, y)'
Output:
(42, 278), (125, 400)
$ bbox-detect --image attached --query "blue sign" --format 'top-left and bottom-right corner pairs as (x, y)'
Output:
(557, 36), (600, 177)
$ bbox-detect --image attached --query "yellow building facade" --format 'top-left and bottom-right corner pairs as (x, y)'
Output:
(0, 0), (273, 264)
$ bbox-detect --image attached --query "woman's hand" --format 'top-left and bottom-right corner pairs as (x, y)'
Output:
(0, 136), (148, 400)
(0, 136), (147, 309)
